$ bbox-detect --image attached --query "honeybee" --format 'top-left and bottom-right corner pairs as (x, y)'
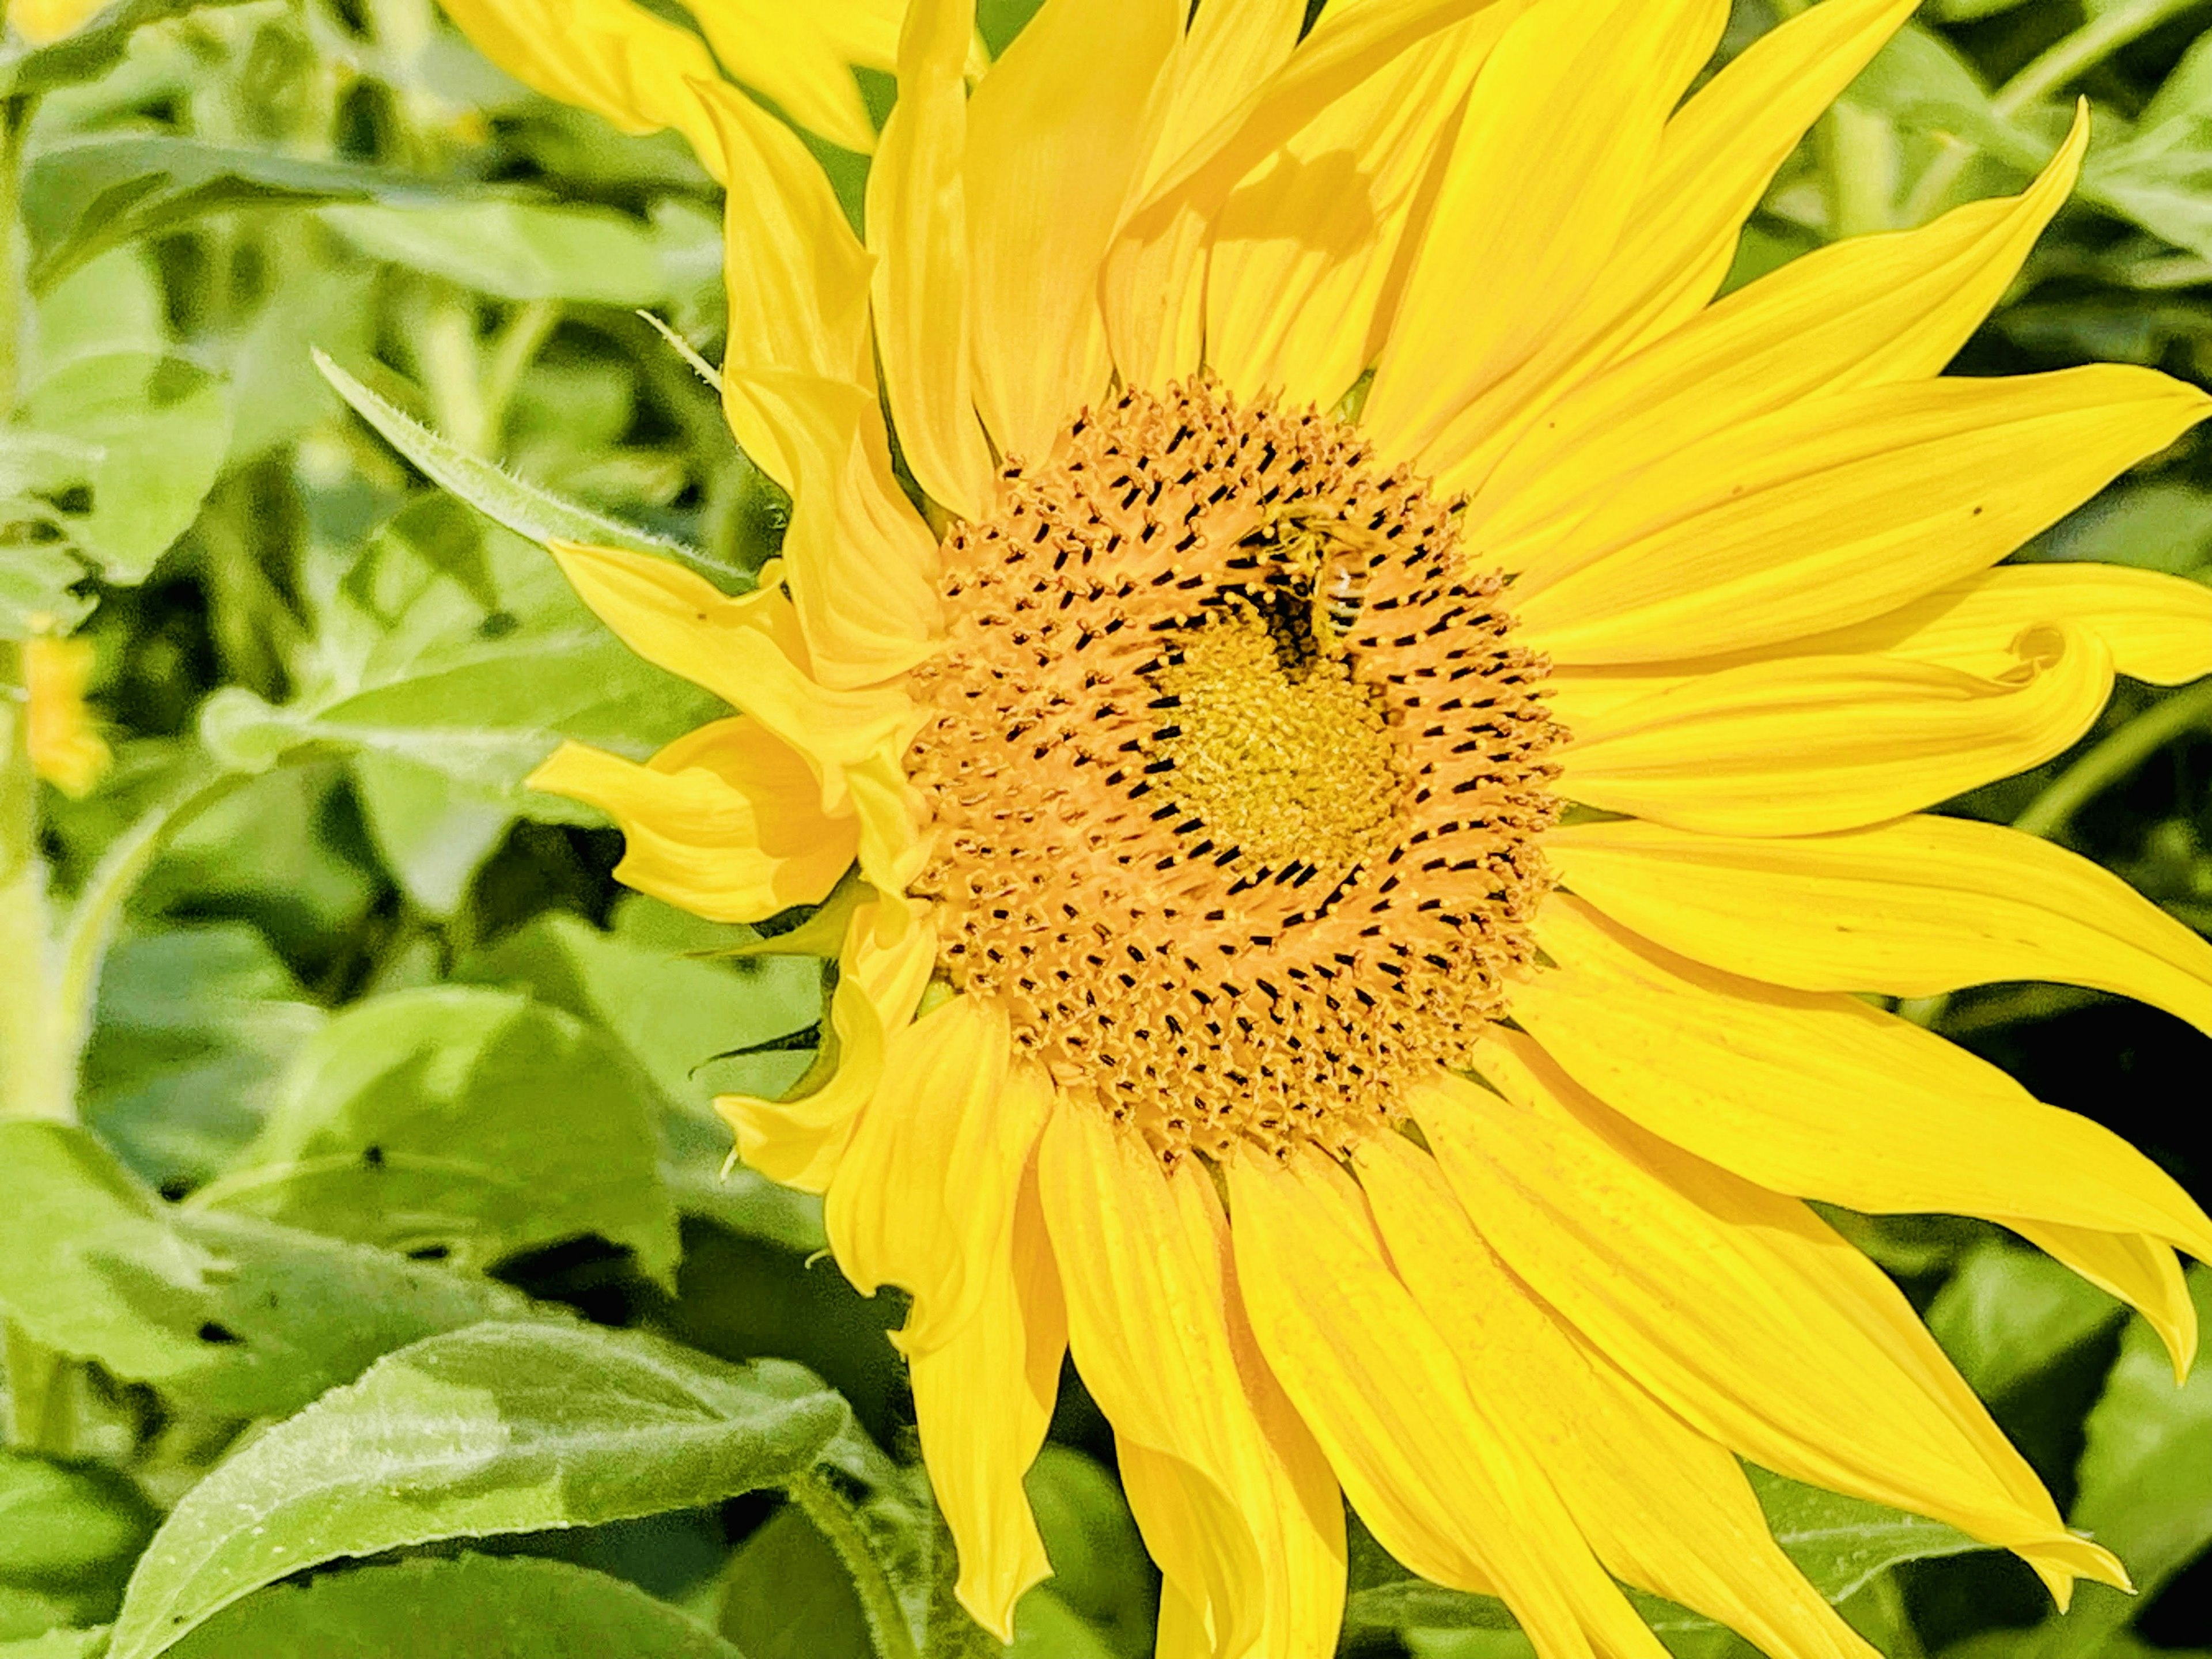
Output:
(1310, 551), (1370, 651)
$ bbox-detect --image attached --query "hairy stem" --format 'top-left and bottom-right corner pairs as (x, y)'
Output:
(788, 1472), (922, 1659)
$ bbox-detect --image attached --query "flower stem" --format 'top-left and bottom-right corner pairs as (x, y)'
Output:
(2013, 677), (2212, 842)
(787, 1472), (922, 1659)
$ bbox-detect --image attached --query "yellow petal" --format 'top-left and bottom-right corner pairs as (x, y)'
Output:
(436, 0), (728, 175)
(965, 0), (1180, 460)
(546, 543), (915, 817)
(715, 893), (936, 1191)
(1362, 0), (1726, 469)
(1559, 629), (2112, 835)
(1354, 1131), (1880, 1659)
(1517, 894), (2212, 1267)
(912, 1166), (1067, 1639)
(692, 77), (874, 403)
(1227, 1145), (1669, 1659)
(1038, 1107), (1345, 1659)
(1099, 0), (1306, 392)
(721, 370), (939, 688)
(24, 634), (111, 799)
(1512, 367), (2210, 664)
(1794, 562), (2212, 688)
(1204, 12), (1516, 411)
(527, 722), (855, 921)
(6, 0), (108, 44)
(1420, 1041), (2125, 1601)
(1548, 814), (2212, 1033)
(684, 0), (899, 154)
(1103, 0), (1506, 403)
(1422, 0), (1917, 498)
(825, 999), (1050, 1353)
(866, 0), (996, 521)
(1544, 560), (2212, 729)
(2009, 1222), (2196, 1383)
(1476, 107), (2086, 570)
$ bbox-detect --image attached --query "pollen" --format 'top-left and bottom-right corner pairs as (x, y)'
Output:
(906, 381), (1563, 1164)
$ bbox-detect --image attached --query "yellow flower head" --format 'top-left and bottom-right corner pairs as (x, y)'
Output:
(469, 0), (2212, 1652)
(24, 631), (111, 799)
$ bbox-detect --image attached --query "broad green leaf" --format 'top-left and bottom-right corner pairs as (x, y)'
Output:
(1927, 1243), (2127, 1403)
(165, 1554), (745, 1658)
(2001, 1267), (2212, 1657)
(0, 1631), (109, 1659)
(320, 200), (683, 306)
(2023, 480), (2212, 575)
(457, 911), (825, 1247)
(719, 1506), (873, 1659)
(199, 498), (719, 807)
(0, 1122), (533, 1419)
(80, 924), (327, 1190)
(104, 1321), (854, 1659)
(312, 351), (728, 574)
(22, 137), (468, 295)
(0, 0), (259, 96)
(128, 765), (380, 965)
(0, 1455), (156, 1639)
(14, 353), (230, 584)
(347, 751), (513, 916)
(191, 986), (681, 1289)
(1008, 1593), (1120, 1659)
(1022, 1447), (1154, 1659)
(1343, 1467), (1980, 1641)
(2082, 32), (2212, 259)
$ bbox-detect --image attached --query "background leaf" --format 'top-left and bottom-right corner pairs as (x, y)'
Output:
(0, 1122), (535, 1418)
(190, 984), (683, 1288)
(164, 1554), (747, 1659)
(103, 1321), (854, 1659)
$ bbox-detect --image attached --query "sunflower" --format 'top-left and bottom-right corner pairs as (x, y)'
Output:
(21, 629), (109, 798)
(441, 0), (2212, 1653)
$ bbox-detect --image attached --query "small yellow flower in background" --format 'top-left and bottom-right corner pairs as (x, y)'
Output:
(6, 0), (109, 44)
(455, 0), (2212, 1653)
(24, 629), (110, 798)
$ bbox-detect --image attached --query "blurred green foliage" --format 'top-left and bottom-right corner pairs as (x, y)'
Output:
(3, 0), (2212, 1654)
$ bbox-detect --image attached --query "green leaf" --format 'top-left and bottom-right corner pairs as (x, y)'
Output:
(191, 986), (682, 1289)
(14, 353), (230, 584)
(164, 1554), (745, 1658)
(0, 1630), (109, 1659)
(103, 1321), (854, 1659)
(347, 752), (514, 916)
(311, 351), (729, 575)
(1926, 1243), (2127, 1403)
(0, 1455), (157, 1639)
(80, 924), (328, 1191)
(21, 138), (469, 296)
(1343, 1467), (1980, 1642)
(454, 911), (825, 1246)
(0, 1122), (535, 1419)
(320, 200), (685, 306)
(1022, 1448), (1154, 1659)
(2001, 1267), (2212, 1657)
(198, 499), (719, 808)
(719, 1505), (873, 1659)
(2022, 480), (2212, 576)
(0, 0), (259, 96)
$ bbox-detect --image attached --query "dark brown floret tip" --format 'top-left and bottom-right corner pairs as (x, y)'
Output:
(906, 380), (1562, 1164)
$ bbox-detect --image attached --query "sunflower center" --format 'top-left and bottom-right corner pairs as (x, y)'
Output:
(1145, 595), (1403, 877)
(906, 381), (1562, 1166)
